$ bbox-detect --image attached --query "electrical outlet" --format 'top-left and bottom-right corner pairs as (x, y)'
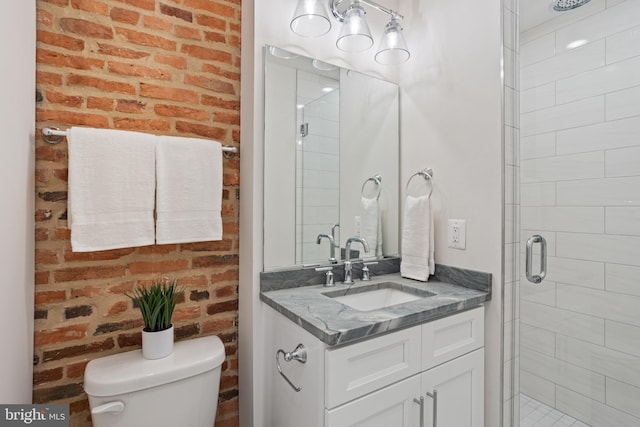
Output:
(448, 219), (466, 249)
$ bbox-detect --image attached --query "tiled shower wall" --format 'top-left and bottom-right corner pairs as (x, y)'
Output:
(519, 1), (640, 425)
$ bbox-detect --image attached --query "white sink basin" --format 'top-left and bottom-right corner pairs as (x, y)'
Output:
(324, 282), (434, 311)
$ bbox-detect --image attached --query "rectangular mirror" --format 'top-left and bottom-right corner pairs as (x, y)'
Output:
(263, 45), (399, 271)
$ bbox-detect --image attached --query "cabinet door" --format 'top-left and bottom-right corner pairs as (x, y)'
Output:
(421, 348), (484, 427)
(325, 375), (422, 427)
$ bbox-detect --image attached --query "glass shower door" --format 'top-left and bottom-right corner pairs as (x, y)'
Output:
(509, 1), (640, 426)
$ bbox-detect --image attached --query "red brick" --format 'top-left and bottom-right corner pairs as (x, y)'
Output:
(175, 25), (201, 40)
(70, 285), (102, 298)
(116, 99), (147, 113)
(140, 83), (198, 103)
(202, 316), (234, 333)
(200, 95), (239, 110)
(160, 3), (193, 22)
(66, 361), (89, 378)
(173, 305), (200, 321)
(223, 172), (239, 186)
(184, 0), (236, 18)
(64, 247), (134, 262)
(36, 48), (104, 70)
(181, 44), (232, 63)
(184, 74), (235, 94)
(71, 0), (109, 15)
(107, 300), (128, 315)
(214, 111), (240, 125)
(108, 61), (172, 80)
(215, 284), (236, 298)
(201, 63), (240, 81)
(41, 0), (69, 6)
(110, 7), (140, 24)
(60, 18), (113, 39)
(204, 31), (226, 43)
(35, 290), (66, 304)
(67, 74), (136, 94)
(138, 244), (177, 255)
(37, 9), (54, 27)
(128, 259), (189, 275)
(34, 324), (88, 346)
(35, 271), (50, 286)
(33, 383), (84, 404)
(36, 71), (63, 85)
(115, 27), (177, 50)
(175, 121), (226, 140)
(42, 338), (115, 362)
(154, 53), (187, 69)
(36, 109), (109, 128)
(210, 269), (238, 283)
(154, 104), (209, 120)
(52, 168), (68, 182)
(36, 248), (59, 265)
(195, 14), (226, 31)
(113, 117), (170, 131)
(53, 227), (71, 240)
(46, 89), (83, 108)
(107, 281), (134, 294)
(37, 30), (85, 51)
(87, 96), (114, 111)
(122, 0), (155, 11)
(97, 43), (150, 59)
(53, 265), (126, 282)
(143, 15), (173, 31)
(33, 367), (64, 385)
(35, 228), (49, 241)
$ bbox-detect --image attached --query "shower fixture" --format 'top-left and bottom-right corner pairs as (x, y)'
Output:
(553, 0), (591, 11)
(290, 0), (410, 65)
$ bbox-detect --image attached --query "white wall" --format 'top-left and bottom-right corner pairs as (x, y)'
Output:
(0, 1), (35, 403)
(398, 0), (504, 425)
(241, 0), (503, 425)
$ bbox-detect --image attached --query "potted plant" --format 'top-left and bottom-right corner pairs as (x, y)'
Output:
(127, 278), (184, 360)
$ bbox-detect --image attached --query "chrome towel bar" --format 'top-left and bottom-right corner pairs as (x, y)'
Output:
(406, 167), (433, 198)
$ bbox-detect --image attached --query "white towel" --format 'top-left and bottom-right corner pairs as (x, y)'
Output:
(67, 127), (156, 252)
(155, 136), (223, 244)
(360, 196), (382, 259)
(401, 195), (435, 281)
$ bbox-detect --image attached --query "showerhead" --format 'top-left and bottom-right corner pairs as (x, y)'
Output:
(553, 0), (592, 11)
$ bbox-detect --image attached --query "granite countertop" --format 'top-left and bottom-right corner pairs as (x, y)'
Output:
(260, 272), (490, 347)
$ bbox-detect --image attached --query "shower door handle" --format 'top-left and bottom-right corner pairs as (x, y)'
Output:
(526, 234), (547, 284)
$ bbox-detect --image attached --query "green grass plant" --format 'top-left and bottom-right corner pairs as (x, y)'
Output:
(127, 278), (184, 332)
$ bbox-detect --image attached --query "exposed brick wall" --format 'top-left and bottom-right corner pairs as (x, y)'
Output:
(34, 1), (240, 426)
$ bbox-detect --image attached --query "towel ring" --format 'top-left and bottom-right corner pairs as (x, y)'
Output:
(361, 174), (382, 200)
(406, 168), (434, 198)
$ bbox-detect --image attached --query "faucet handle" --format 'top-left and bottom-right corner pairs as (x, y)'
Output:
(315, 266), (335, 287)
(361, 261), (378, 281)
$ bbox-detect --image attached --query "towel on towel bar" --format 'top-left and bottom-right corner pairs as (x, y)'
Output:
(400, 194), (435, 281)
(360, 196), (382, 259)
(155, 136), (223, 244)
(67, 127), (157, 252)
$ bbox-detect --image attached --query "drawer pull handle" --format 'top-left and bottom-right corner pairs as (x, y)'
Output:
(413, 395), (425, 427)
(426, 389), (438, 427)
(276, 344), (307, 392)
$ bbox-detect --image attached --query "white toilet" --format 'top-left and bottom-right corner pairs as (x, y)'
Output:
(84, 335), (225, 427)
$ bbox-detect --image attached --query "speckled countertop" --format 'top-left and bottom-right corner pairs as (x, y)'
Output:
(260, 272), (490, 347)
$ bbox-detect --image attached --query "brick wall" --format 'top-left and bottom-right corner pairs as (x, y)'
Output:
(34, 1), (240, 426)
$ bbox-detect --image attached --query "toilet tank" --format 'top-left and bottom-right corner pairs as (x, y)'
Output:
(84, 335), (225, 427)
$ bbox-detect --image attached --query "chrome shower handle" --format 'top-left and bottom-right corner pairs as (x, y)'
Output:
(276, 344), (307, 392)
(526, 234), (547, 284)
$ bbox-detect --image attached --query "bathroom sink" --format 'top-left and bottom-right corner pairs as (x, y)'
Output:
(323, 282), (434, 312)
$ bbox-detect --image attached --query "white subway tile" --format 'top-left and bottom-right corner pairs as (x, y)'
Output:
(606, 85), (640, 121)
(505, 86), (518, 128)
(607, 24), (640, 64)
(521, 40), (605, 91)
(557, 55), (640, 104)
(557, 176), (640, 206)
(521, 182), (556, 206)
(520, 371), (556, 408)
(606, 378), (640, 419)
(606, 207), (640, 236)
(607, 263), (640, 296)
(505, 126), (519, 166)
(521, 152), (604, 183)
(521, 300), (604, 345)
(520, 279), (556, 306)
(547, 257), (605, 289)
(520, 323), (556, 356)
(521, 132), (556, 160)
(504, 47), (517, 90)
(557, 232), (640, 266)
(557, 115), (640, 155)
(557, 283), (640, 327)
(521, 1), (605, 45)
(521, 349), (605, 402)
(606, 320), (640, 357)
(606, 145), (640, 177)
(556, 386), (640, 427)
(521, 96), (604, 137)
(504, 8), (517, 51)
(521, 33), (555, 67)
(521, 206), (604, 233)
(521, 82), (556, 113)
(556, 0), (640, 55)
(557, 335), (640, 388)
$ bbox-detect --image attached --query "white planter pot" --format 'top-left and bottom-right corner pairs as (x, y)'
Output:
(142, 325), (174, 360)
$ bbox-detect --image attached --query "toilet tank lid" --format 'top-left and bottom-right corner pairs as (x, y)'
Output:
(84, 335), (225, 397)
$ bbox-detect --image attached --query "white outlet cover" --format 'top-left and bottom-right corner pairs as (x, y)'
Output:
(448, 219), (466, 250)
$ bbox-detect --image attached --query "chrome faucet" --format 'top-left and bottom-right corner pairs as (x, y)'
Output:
(343, 236), (369, 284)
(316, 234), (337, 263)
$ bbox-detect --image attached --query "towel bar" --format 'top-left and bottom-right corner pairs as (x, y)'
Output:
(406, 168), (433, 198)
(361, 174), (382, 200)
(42, 127), (238, 159)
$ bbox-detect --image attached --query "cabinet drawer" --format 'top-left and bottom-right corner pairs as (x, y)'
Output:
(422, 306), (484, 371)
(325, 326), (421, 409)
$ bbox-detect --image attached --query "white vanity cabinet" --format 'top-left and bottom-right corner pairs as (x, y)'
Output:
(264, 305), (485, 427)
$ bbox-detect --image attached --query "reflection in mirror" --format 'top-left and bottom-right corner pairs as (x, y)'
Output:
(263, 45), (399, 271)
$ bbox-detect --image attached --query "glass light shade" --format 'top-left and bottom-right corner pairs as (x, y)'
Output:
(375, 18), (410, 65)
(290, 0), (332, 37)
(336, 4), (373, 52)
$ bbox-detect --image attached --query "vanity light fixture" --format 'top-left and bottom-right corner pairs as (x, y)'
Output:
(290, 0), (410, 64)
